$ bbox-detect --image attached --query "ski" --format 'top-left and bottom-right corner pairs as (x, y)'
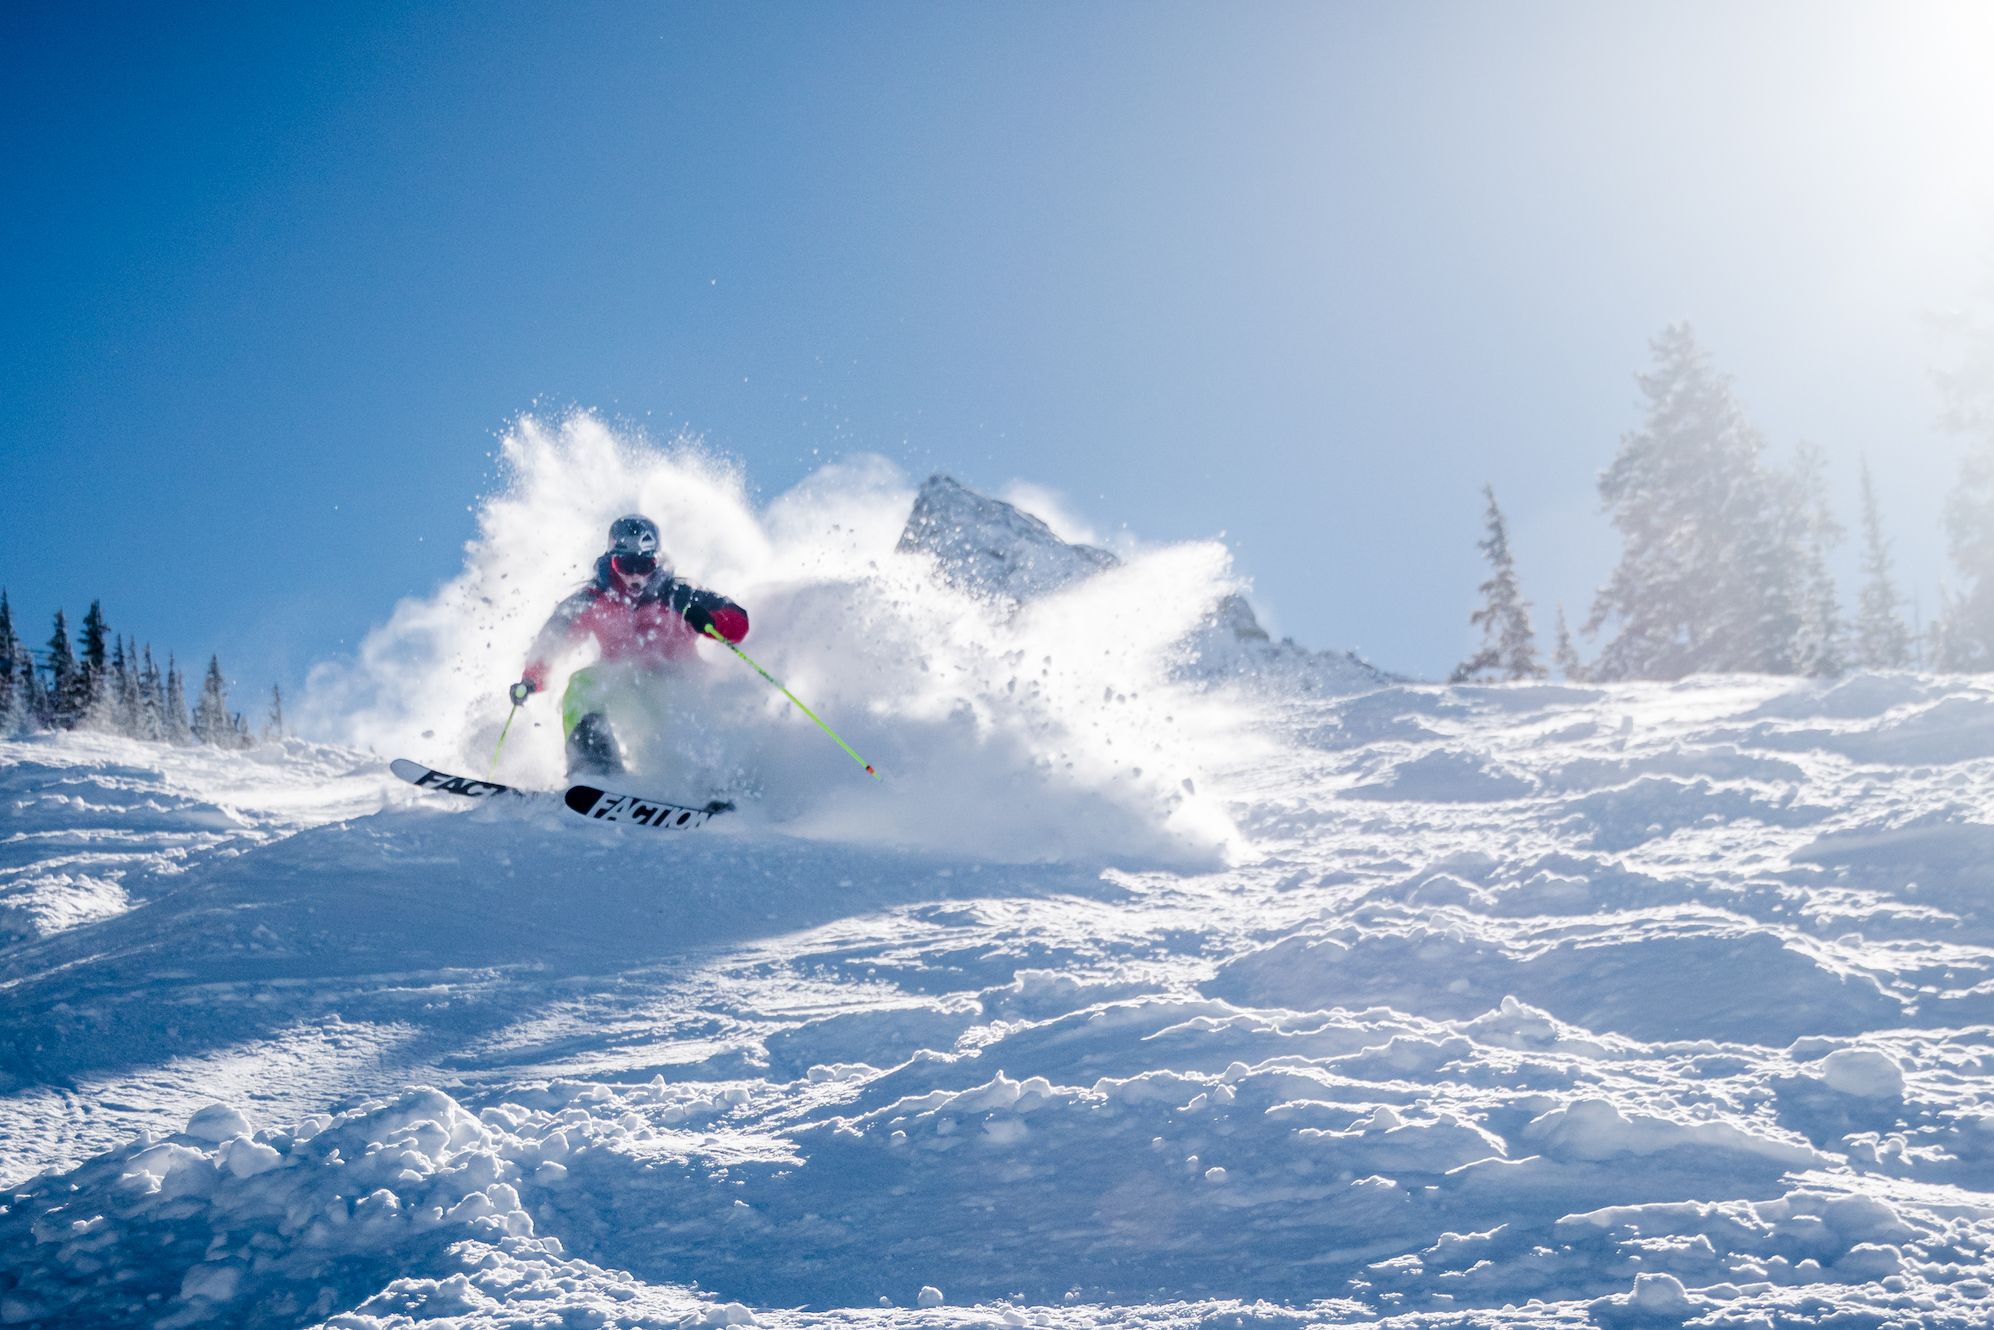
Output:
(393, 758), (726, 832)
(389, 757), (535, 801)
(563, 784), (729, 831)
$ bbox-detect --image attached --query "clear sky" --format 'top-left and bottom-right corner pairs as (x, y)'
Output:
(5, 1), (1993, 700)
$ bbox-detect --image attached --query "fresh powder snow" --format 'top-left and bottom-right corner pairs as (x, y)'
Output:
(4, 420), (1994, 1328)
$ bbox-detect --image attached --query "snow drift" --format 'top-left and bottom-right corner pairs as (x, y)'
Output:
(10, 666), (1994, 1327)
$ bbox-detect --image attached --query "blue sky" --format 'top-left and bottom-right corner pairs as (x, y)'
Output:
(5, 1), (1993, 702)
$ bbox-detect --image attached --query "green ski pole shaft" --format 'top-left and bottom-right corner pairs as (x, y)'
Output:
(490, 702), (520, 776)
(705, 625), (880, 779)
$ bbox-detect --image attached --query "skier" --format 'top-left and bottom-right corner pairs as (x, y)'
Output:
(508, 515), (750, 780)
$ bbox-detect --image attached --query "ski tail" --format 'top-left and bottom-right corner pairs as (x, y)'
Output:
(390, 758), (526, 800)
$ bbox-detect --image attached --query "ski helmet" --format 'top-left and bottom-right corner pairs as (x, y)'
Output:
(607, 515), (660, 557)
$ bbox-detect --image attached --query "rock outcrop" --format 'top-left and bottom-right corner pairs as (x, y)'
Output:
(896, 474), (1392, 692)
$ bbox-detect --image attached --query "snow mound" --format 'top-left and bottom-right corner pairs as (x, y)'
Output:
(0, 733), (382, 945)
(1207, 910), (1902, 1043)
(0, 1087), (563, 1327)
(1520, 1096), (1823, 1168)
(1342, 747), (1537, 802)
(1742, 681), (1994, 764)
(1816, 1047), (1907, 1099)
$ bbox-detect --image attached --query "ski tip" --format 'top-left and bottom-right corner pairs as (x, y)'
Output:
(563, 785), (602, 815)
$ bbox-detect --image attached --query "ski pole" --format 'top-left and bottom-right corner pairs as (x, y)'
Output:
(490, 702), (520, 776)
(704, 625), (880, 779)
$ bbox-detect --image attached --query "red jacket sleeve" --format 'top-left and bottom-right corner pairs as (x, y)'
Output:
(523, 588), (594, 685)
(665, 578), (748, 645)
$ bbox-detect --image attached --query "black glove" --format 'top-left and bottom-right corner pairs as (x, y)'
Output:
(509, 679), (537, 706)
(684, 604), (716, 636)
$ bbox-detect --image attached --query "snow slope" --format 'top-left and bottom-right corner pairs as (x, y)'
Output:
(5, 425), (1994, 1327)
(7, 669), (1994, 1328)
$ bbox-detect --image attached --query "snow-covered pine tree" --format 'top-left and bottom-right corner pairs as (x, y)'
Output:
(265, 684), (285, 741)
(1935, 303), (1994, 668)
(192, 656), (232, 746)
(119, 638), (145, 733)
(1853, 462), (1911, 669)
(103, 637), (131, 735)
(78, 600), (111, 721)
(1553, 605), (1587, 682)
(1587, 324), (1798, 679)
(19, 637), (50, 730)
(104, 637), (125, 733)
(0, 590), (19, 733)
(1451, 485), (1544, 682)
(47, 610), (85, 728)
(1780, 443), (1844, 677)
(1938, 474), (1994, 668)
(165, 655), (194, 745)
(137, 646), (166, 742)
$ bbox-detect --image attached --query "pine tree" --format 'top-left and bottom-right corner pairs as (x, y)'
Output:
(1934, 299), (1994, 667)
(1587, 325), (1797, 679)
(265, 684), (285, 741)
(103, 637), (123, 732)
(113, 636), (143, 735)
(165, 656), (193, 745)
(1781, 443), (1844, 677)
(47, 610), (85, 728)
(137, 646), (166, 742)
(1451, 485), (1544, 682)
(192, 656), (232, 745)
(101, 637), (128, 733)
(78, 600), (109, 671)
(19, 638), (50, 729)
(78, 600), (111, 720)
(1553, 605), (1587, 682)
(0, 590), (19, 733)
(1853, 462), (1911, 669)
(1937, 463), (1994, 668)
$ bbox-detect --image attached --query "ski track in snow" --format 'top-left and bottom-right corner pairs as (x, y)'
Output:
(6, 674), (1994, 1327)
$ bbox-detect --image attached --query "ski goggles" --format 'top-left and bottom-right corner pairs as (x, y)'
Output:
(610, 552), (657, 578)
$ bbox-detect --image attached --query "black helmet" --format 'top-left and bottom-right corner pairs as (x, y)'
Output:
(608, 515), (660, 557)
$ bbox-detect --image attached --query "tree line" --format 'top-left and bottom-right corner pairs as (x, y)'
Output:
(0, 593), (282, 745)
(1454, 322), (1968, 683)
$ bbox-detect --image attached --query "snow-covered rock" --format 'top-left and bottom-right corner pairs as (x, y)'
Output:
(896, 474), (1118, 601)
(895, 474), (1392, 691)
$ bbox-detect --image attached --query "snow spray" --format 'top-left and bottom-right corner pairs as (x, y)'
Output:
(306, 412), (1269, 866)
(701, 624), (880, 779)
